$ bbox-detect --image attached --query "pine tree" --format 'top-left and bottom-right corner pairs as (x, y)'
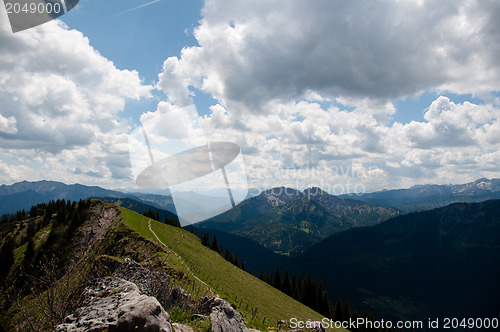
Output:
(210, 235), (223, 255)
(165, 217), (181, 227)
(316, 283), (331, 317)
(341, 301), (351, 321)
(201, 233), (210, 247)
(56, 207), (66, 225)
(30, 205), (37, 218)
(273, 267), (282, 290)
(23, 238), (35, 269)
(16, 209), (26, 221)
(333, 298), (343, 322)
(0, 236), (15, 278)
(291, 274), (299, 299)
(26, 221), (36, 238)
(234, 253), (241, 268)
(225, 248), (234, 263)
(69, 208), (82, 231)
(300, 275), (316, 308)
(267, 272), (273, 285)
(282, 269), (292, 296)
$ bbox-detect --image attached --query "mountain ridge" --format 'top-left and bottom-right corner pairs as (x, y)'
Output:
(195, 186), (399, 255)
(290, 198), (500, 322)
(0, 199), (335, 331)
(345, 177), (500, 211)
(0, 180), (133, 215)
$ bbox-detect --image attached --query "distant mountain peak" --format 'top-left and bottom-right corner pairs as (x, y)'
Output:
(348, 177), (500, 211)
(303, 187), (329, 197)
(261, 186), (300, 196)
(259, 187), (302, 207)
(0, 180), (135, 215)
(196, 184), (399, 254)
(473, 177), (490, 183)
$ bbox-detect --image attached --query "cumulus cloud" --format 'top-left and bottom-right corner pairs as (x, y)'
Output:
(158, 0), (500, 111)
(154, 0), (500, 192)
(194, 94), (499, 192)
(0, 114), (17, 134)
(2, 0), (499, 192)
(401, 96), (496, 149)
(0, 6), (151, 185)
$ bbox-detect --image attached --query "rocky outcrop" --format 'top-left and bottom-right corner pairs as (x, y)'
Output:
(114, 258), (191, 310)
(55, 277), (172, 332)
(66, 202), (121, 271)
(56, 261), (251, 332)
(114, 257), (169, 296)
(164, 285), (192, 309)
(196, 296), (249, 332)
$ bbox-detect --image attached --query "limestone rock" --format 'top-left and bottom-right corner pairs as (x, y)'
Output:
(196, 296), (249, 332)
(165, 286), (192, 309)
(55, 276), (172, 332)
(172, 322), (195, 332)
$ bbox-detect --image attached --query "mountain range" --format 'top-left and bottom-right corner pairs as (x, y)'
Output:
(2, 177), (498, 216)
(1, 179), (499, 328)
(344, 177), (500, 211)
(290, 198), (500, 322)
(0, 180), (131, 215)
(3, 178), (499, 255)
(194, 198), (500, 325)
(195, 187), (399, 255)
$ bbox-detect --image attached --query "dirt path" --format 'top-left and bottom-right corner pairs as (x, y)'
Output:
(147, 219), (213, 292)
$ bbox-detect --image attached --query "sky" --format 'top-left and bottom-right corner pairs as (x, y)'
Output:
(0, 0), (499, 195)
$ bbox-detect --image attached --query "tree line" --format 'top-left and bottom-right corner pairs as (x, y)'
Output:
(196, 231), (402, 332)
(199, 233), (245, 271)
(259, 267), (403, 332)
(143, 208), (181, 228)
(0, 199), (91, 284)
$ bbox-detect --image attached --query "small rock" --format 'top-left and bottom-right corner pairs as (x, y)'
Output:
(165, 286), (192, 309)
(196, 296), (249, 332)
(172, 322), (195, 332)
(114, 258), (169, 296)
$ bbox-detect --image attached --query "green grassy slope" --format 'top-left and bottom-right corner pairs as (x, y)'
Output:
(120, 207), (346, 331)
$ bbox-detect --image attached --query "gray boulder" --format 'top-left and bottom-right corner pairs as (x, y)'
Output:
(196, 296), (249, 332)
(55, 277), (172, 332)
(114, 257), (170, 297)
(172, 322), (195, 332)
(164, 286), (192, 309)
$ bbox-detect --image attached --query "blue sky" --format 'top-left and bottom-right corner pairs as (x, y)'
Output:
(1, 0), (499, 193)
(57, 0), (496, 126)
(59, 0), (434, 124)
(62, 0), (201, 77)
(61, 0), (211, 121)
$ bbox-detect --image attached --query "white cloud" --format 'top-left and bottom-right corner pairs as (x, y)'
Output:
(153, 0), (500, 192)
(0, 114), (17, 134)
(195, 94), (500, 192)
(1, 1), (499, 192)
(0, 6), (152, 186)
(158, 0), (500, 112)
(0, 159), (38, 183)
(400, 96), (499, 149)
